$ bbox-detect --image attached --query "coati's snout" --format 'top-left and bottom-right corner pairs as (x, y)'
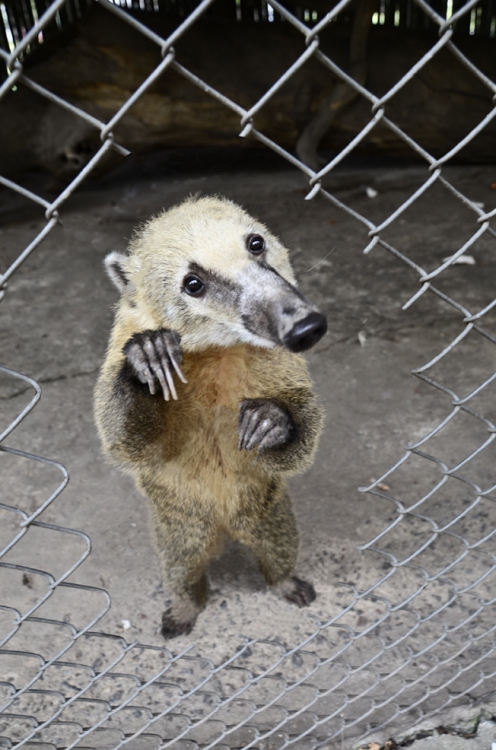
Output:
(239, 262), (327, 353)
(284, 311), (328, 353)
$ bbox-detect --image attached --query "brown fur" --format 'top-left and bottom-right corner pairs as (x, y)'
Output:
(94, 196), (324, 637)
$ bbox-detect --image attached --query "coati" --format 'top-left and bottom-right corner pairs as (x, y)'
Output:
(94, 196), (327, 638)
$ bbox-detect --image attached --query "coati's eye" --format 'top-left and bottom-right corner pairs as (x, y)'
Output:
(183, 274), (205, 296)
(246, 234), (265, 255)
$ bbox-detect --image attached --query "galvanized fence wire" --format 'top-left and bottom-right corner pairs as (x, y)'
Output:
(1, 0), (496, 746)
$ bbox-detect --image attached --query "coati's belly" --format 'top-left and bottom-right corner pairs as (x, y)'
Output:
(135, 346), (284, 518)
(144, 402), (273, 519)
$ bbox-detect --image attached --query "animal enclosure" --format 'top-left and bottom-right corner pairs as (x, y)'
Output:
(1, 0), (496, 748)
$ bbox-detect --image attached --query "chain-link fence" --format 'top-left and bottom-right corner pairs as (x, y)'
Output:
(1, 0), (496, 747)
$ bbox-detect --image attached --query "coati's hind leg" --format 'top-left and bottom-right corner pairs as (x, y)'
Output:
(148, 492), (222, 638)
(161, 576), (208, 639)
(230, 486), (316, 608)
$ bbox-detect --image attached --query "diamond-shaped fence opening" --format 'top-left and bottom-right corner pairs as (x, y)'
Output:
(1, 0), (496, 747)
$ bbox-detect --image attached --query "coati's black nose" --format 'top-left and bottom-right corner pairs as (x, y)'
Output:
(284, 312), (327, 353)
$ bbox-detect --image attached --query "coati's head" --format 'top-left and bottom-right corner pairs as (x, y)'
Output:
(105, 196), (327, 353)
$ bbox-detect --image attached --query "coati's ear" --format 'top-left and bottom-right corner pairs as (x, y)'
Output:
(104, 251), (131, 292)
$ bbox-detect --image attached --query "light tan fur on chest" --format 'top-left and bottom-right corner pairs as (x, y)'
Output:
(147, 346), (268, 509)
(184, 345), (260, 409)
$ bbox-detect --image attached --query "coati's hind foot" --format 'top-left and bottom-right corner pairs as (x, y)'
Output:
(161, 598), (202, 639)
(277, 576), (316, 608)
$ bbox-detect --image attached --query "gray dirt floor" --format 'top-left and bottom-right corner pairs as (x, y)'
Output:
(1, 154), (496, 749)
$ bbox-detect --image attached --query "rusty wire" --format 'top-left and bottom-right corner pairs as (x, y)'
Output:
(1, 0), (496, 747)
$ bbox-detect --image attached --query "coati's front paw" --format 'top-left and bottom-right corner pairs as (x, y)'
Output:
(123, 329), (187, 400)
(277, 576), (316, 608)
(238, 398), (293, 451)
(161, 599), (200, 638)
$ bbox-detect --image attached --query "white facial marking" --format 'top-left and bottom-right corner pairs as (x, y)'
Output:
(125, 197), (317, 352)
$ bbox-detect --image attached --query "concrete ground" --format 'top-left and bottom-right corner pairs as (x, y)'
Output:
(1, 152), (496, 749)
(406, 720), (496, 750)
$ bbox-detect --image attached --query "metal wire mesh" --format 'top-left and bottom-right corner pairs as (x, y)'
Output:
(1, 0), (496, 747)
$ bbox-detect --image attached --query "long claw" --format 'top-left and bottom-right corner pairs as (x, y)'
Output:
(169, 352), (188, 384)
(143, 364), (157, 395)
(238, 400), (292, 452)
(238, 416), (247, 450)
(257, 424), (279, 451)
(163, 362), (178, 400)
(246, 419), (272, 451)
(153, 360), (170, 401)
(155, 336), (177, 401)
(238, 429), (244, 451)
(242, 410), (263, 450)
(161, 378), (171, 401)
(143, 339), (161, 376)
(238, 409), (254, 450)
(125, 329), (186, 399)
